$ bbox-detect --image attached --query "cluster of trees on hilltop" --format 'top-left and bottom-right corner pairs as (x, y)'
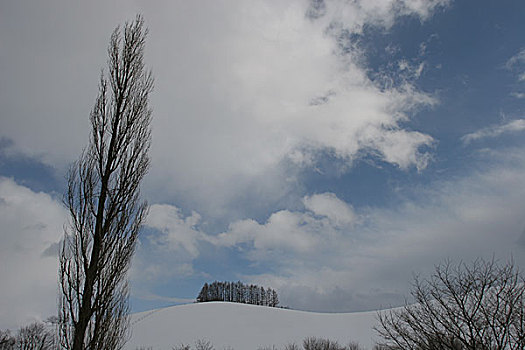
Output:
(197, 281), (279, 307)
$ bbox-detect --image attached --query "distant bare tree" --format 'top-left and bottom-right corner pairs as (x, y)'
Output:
(172, 345), (191, 350)
(372, 345), (391, 350)
(59, 15), (153, 350)
(284, 343), (300, 350)
(302, 337), (345, 350)
(0, 329), (15, 350)
(16, 322), (55, 350)
(376, 258), (525, 350)
(195, 339), (214, 350)
(346, 341), (363, 350)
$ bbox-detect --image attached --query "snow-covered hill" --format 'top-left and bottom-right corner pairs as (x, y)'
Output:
(126, 302), (380, 350)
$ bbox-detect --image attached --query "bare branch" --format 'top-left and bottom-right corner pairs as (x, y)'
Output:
(375, 258), (525, 350)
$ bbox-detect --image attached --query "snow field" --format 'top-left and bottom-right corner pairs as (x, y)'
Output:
(127, 302), (380, 350)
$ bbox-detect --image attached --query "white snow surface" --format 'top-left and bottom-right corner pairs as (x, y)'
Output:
(126, 302), (380, 350)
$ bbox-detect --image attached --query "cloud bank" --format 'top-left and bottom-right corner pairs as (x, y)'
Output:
(147, 0), (442, 215)
(0, 178), (65, 329)
(0, 0), (447, 220)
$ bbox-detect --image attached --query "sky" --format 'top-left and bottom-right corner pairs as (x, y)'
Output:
(1, 0), (525, 330)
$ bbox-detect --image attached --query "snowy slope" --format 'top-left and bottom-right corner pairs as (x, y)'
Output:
(126, 302), (380, 350)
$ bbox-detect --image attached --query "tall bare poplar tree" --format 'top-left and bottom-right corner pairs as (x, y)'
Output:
(59, 15), (153, 350)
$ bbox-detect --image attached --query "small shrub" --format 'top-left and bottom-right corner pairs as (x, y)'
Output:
(372, 345), (391, 350)
(346, 341), (363, 350)
(195, 339), (214, 350)
(303, 336), (345, 350)
(0, 329), (15, 349)
(284, 342), (300, 350)
(173, 344), (191, 350)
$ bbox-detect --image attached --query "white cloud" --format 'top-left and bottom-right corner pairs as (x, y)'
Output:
(303, 192), (357, 227)
(0, 178), (66, 330)
(131, 205), (208, 295)
(398, 60), (426, 79)
(0, 0), (446, 220)
(143, 192), (356, 262)
(321, 0), (450, 31)
(506, 48), (525, 97)
(401, 0), (450, 19)
(461, 119), (525, 144)
(207, 192), (359, 259)
(506, 48), (525, 69)
(213, 211), (325, 255)
(146, 204), (203, 259)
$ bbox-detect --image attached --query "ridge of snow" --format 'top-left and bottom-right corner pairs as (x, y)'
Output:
(127, 302), (380, 350)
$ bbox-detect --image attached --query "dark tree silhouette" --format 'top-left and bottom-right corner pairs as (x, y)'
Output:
(376, 258), (525, 350)
(0, 320), (57, 350)
(59, 15), (153, 350)
(303, 337), (345, 350)
(0, 329), (15, 349)
(17, 322), (55, 350)
(196, 281), (279, 307)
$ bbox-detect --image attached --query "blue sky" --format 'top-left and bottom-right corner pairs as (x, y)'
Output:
(2, 0), (525, 329)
